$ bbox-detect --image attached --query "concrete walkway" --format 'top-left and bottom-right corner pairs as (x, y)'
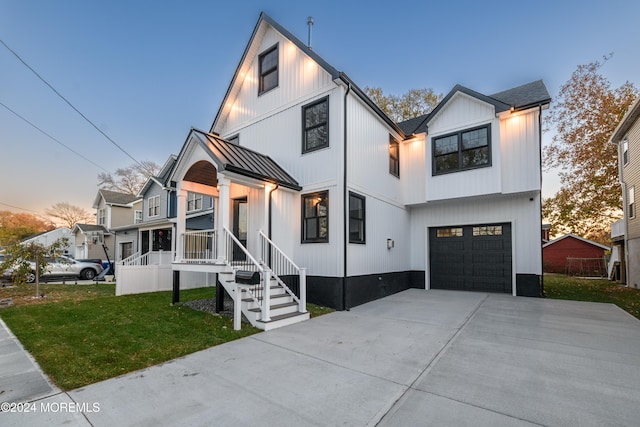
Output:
(2, 289), (640, 426)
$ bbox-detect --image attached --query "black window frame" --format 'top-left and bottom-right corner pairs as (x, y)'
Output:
(301, 191), (329, 243)
(302, 96), (330, 154)
(432, 124), (492, 175)
(258, 44), (279, 95)
(349, 192), (366, 244)
(389, 135), (400, 177)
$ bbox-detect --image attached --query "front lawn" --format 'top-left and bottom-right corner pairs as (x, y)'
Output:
(544, 274), (640, 320)
(0, 283), (333, 391)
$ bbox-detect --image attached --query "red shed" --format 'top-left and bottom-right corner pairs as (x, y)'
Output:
(543, 234), (609, 275)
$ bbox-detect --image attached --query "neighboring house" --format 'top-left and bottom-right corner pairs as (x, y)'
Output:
(72, 223), (110, 260)
(542, 223), (551, 243)
(611, 96), (640, 288)
(162, 10), (550, 330)
(19, 227), (74, 255)
(543, 234), (609, 274)
(73, 189), (142, 261)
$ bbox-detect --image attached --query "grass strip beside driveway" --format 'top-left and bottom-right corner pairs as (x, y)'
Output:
(544, 274), (640, 320)
(0, 286), (259, 390)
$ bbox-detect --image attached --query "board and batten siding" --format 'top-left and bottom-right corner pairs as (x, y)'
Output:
(425, 93), (502, 201)
(409, 192), (542, 283)
(217, 27), (336, 138)
(623, 115), (640, 239)
(500, 109), (541, 194)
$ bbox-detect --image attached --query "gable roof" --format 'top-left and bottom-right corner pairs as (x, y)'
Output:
(138, 155), (178, 196)
(398, 80), (551, 135)
(72, 224), (108, 234)
(210, 12), (406, 139)
(189, 129), (301, 190)
(542, 233), (609, 250)
(609, 96), (640, 144)
(93, 189), (141, 209)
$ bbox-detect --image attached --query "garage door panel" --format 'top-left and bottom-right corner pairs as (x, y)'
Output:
(430, 223), (512, 293)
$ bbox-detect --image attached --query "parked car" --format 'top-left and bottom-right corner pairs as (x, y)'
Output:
(2, 256), (104, 283)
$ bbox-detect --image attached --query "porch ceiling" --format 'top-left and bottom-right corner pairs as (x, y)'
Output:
(184, 160), (218, 187)
(192, 129), (301, 191)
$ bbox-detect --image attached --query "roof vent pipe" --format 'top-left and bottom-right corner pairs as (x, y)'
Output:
(307, 16), (314, 49)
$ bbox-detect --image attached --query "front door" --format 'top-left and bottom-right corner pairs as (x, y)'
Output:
(141, 230), (149, 254)
(232, 198), (247, 261)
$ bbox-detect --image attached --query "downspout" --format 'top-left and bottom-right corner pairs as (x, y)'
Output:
(343, 81), (351, 311)
(267, 184), (278, 268)
(539, 105), (544, 296)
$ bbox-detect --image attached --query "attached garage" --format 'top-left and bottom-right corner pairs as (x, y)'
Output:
(429, 223), (512, 293)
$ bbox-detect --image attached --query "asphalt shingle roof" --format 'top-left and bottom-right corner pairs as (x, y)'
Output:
(99, 189), (140, 205)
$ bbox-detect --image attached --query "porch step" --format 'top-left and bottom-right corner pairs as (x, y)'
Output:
(256, 311), (311, 331)
(241, 293), (291, 304)
(248, 301), (299, 317)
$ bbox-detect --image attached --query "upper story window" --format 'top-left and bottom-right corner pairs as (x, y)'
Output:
(389, 135), (400, 177)
(629, 186), (635, 219)
(148, 195), (160, 217)
(187, 192), (203, 212)
(302, 96), (329, 153)
(433, 124), (491, 175)
(349, 192), (366, 244)
(302, 191), (328, 243)
(258, 44), (278, 95)
(623, 137), (629, 165)
(98, 208), (106, 225)
(134, 210), (143, 224)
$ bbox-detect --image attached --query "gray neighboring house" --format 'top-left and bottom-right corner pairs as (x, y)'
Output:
(19, 227), (75, 255)
(610, 96), (640, 287)
(72, 223), (111, 260)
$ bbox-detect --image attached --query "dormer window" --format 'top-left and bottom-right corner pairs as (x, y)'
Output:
(258, 44), (278, 95)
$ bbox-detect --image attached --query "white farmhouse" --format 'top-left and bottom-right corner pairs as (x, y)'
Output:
(153, 12), (549, 329)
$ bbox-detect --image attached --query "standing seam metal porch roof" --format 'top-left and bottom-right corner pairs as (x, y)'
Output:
(191, 129), (301, 191)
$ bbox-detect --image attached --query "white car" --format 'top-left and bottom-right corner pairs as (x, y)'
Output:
(3, 256), (104, 283)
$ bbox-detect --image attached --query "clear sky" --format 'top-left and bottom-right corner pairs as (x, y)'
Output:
(1, 0), (639, 216)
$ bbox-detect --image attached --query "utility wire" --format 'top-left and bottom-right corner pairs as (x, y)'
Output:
(0, 201), (42, 214)
(0, 38), (141, 166)
(0, 101), (109, 172)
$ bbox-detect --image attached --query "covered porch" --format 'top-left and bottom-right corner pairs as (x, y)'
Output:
(170, 129), (308, 330)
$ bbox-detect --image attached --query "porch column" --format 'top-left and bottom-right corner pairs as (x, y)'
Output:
(176, 187), (187, 262)
(217, 175), (231, 262)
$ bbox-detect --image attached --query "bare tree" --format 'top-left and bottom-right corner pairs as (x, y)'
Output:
(45, 202), (94, 228)
(97, 160), (160, 195)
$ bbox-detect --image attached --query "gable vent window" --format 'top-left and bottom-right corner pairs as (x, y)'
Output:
(302, 96), (329, 153)
(258, 44), (278, 95)
(433, 124), (491, 175)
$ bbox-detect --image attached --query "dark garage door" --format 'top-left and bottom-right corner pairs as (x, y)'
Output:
(429, 223), (512, 293)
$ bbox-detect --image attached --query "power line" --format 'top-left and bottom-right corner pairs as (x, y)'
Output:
(0, 201), (42, 214)
(0, 38), (141, 166)
(0, 100), (109, 172)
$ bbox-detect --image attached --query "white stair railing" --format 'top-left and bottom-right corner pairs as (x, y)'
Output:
(223, 227), (271, 323)
(258, 230), (307, 313)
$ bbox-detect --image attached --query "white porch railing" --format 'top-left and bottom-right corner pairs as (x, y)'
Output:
(258, 230), (307, 313)
(182, 229), (217, 262)
(118, 251), (174, 266)
(611, 218), (625, 240)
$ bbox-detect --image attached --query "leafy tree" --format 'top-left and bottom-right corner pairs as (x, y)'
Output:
(45, 202), (93, 228)
(364, 86), (442, 122)
(0, 238), (69, 297)
(97, 160), (160, 195)
(0, 211), (54, 247)
(543, 56), (637, 243)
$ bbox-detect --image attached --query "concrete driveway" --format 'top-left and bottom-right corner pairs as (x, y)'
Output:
(3, 289), (640, 426)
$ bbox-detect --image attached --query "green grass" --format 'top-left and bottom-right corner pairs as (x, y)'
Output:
(544, 274), (640, 320)
(0, 283), (335, 391)
(0, 286), (259, 390)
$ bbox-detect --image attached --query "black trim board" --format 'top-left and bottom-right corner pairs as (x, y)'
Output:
(306, 271), (424, 310)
